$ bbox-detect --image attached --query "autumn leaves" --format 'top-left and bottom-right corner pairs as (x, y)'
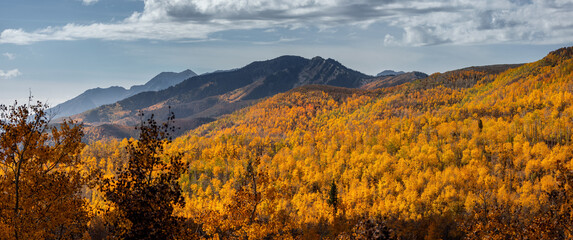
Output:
(0, 101), (88, 239)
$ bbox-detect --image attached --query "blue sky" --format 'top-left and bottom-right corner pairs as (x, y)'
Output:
(1, 0), (571, 106)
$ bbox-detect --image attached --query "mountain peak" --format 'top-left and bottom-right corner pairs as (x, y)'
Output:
(311, 56), (325, 61)
(377, 70), (406, 77)
(309, 56), (342, 66)
(50, 69), (197, 118)
(131, 69), (197, 92)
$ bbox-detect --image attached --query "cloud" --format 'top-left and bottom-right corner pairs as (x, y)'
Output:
(3, 53), (15, 60)
(383, 0), (573, 46)
(252, 37), (301, 45)
(0, 69), (21, 79)
(82, 0), (99, 5)
(1, 0), (572, 46)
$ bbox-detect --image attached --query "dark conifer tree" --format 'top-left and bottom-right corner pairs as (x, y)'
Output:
(327, 180), (339, 215)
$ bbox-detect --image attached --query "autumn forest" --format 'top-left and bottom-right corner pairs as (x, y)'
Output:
(2, 47), (573, 239)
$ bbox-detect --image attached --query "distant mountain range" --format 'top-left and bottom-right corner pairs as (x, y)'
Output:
(59, 55), (428, 140)
(49, 69), (197, 118)
(75, 56), (371, 124)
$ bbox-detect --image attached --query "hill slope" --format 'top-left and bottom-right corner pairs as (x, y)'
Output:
(151, 47), (573, 238)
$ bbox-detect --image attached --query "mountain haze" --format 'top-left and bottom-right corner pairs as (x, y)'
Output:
(49, 69), (197, 118)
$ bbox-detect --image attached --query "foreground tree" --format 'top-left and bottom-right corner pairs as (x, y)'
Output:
(0, 100), (88, 240)
(99, 112), (188, 239)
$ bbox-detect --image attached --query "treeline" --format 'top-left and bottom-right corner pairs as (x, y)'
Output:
(1, 47), (573, 239)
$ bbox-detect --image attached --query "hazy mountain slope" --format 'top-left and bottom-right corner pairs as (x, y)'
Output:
(128, 69), (197, 93)
(74, 55), (372, 127)
(50, 69), (196, 118)
(49, 86), (129, 118)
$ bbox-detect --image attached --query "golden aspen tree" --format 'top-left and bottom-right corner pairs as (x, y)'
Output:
(0, 100), (88, 240)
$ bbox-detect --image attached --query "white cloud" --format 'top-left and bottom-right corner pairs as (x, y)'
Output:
(0, 69), (22, 79)
(2, 53), (15, 60)
(82, 0), (99, 5)
(383, 34), (398, 46)
(385, 0), (573, 46)
(0, 0), (572, 46)
(252, 37), (301, 45)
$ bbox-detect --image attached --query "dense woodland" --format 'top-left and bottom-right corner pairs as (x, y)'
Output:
(1, 47), (573, 239)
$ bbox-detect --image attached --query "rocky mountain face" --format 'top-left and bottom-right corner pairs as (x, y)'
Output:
(49, 69), (196, 118)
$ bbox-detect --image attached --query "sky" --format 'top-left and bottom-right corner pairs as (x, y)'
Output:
(0, 0), (572, 106)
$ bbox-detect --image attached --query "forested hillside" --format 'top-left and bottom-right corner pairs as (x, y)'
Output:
(157, 46), (571, 238)
(2, 47), (573, 239)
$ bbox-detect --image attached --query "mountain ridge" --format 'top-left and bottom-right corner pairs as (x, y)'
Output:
(49, 69), (197, 118)
(73, 55), (382, 128)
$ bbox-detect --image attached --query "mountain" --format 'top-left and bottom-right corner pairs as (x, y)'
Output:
(376, 70), (405, 77)
(73, 55), (375, 128)
(129, 69), (196, 93)
(74, 55), (527, 141)
(361, 71), (428, 90)
(49, 69), (196, 118)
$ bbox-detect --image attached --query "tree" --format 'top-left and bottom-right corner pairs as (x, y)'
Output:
(0, 100), (88, 240)
(99, 112), (187, 239)
(327, 180), (339, 215)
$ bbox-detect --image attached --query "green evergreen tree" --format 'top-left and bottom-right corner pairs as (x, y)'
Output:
(327, 180), (339, 215)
